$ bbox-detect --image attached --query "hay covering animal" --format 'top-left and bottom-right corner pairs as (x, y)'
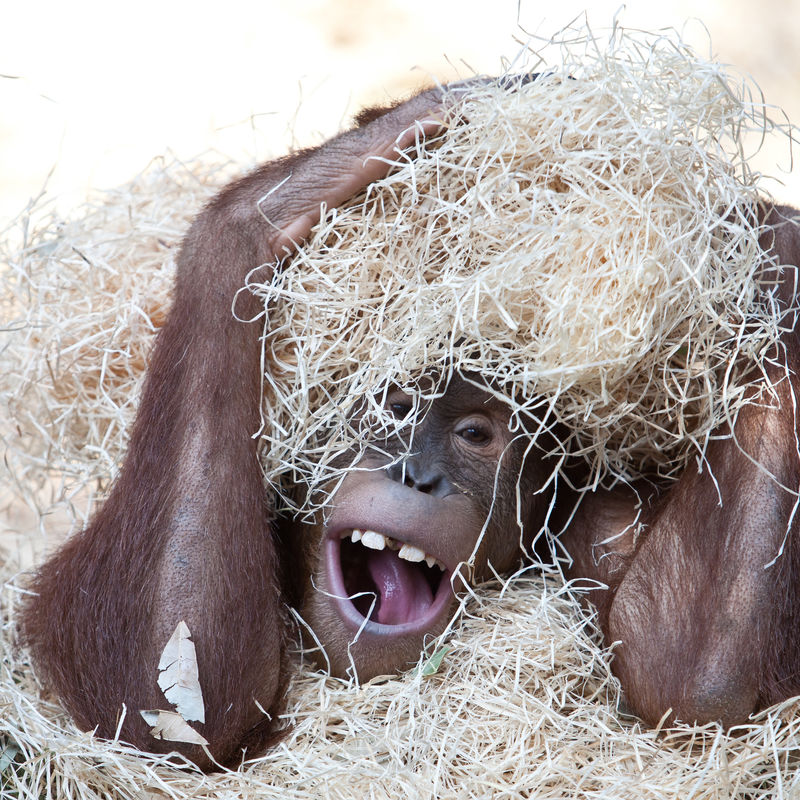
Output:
(18, 59), (800, 771)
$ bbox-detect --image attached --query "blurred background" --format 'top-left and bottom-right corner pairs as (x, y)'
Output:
(1, 0), (799, 229)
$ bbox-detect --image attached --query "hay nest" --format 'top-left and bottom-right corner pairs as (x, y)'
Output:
(2, 21), (800, 800)
(0, 26), (792, 513)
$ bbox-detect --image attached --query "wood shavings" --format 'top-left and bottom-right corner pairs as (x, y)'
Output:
(1, 28), (792, 514)
(3, 573), (800, 797)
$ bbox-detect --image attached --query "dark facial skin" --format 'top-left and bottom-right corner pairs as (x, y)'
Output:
(296, 375), (547, 679)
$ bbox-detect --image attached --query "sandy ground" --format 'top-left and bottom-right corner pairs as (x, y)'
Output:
(1, 0), (799, 556)
(2, 0), (798, 227)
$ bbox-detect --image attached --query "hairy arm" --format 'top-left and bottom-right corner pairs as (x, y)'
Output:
(20, 89), (446, 768)
(564, 204), (800, 728)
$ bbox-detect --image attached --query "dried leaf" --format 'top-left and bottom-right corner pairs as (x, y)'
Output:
(139, 710), (209, 746)
(156, 621), (205, 723)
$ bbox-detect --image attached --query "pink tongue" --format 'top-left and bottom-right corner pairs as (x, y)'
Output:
(367, 548), (434, 625)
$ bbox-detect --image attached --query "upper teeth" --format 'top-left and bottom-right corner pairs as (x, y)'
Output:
(398, 543), (425, 562)
(347, 529), (446, 571)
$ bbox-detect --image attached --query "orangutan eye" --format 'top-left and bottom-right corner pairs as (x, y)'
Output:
(457, 421), (491, 445)
(389, 402), (412, 420)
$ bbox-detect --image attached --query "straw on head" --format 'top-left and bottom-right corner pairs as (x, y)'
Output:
(254, 31), (789, 514)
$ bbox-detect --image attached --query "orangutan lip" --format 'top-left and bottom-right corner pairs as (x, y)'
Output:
(324, 532), (454, 635)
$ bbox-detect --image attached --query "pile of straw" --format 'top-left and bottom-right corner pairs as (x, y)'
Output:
(1, 27), (791, 513)
(255, 29), (789, 507)
(1, 157), (233, 518)
(2, 21), (799, 800)
(3, 569), (800, 797)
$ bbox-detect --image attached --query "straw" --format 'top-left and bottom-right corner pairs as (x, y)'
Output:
(2, 22), (799, 799)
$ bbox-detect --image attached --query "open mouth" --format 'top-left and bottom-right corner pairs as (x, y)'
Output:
(326, 529), (454, 633)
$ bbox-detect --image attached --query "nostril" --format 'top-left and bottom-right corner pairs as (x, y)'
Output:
(387, 458), (451, 496)
(408, 475), (438, 494)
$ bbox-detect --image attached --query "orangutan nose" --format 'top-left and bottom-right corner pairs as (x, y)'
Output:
(386, 457), (457, 497)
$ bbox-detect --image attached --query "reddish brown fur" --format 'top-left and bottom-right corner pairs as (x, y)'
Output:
(563, 204), (800, 727)
(20, 171), (296, 768)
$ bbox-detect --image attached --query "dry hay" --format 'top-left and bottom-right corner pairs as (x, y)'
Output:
(0, 156), (234, 520)
(2, 20), (800, 800)
(4, 567), (800, 799)
(253, 26), (792, 510)
(1, 25), (794, 513)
